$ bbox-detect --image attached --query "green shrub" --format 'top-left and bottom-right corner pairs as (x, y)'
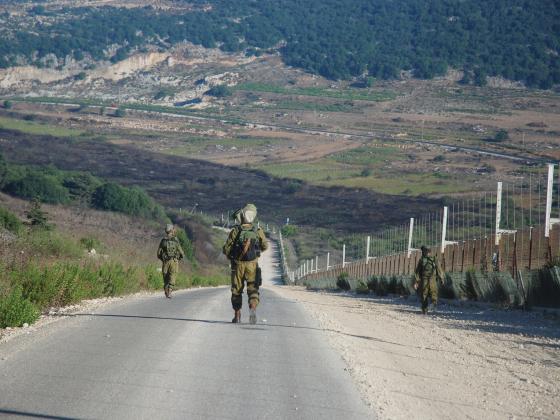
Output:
(176, 228), (195, 262)
(97, 263), (137, 296)
(360, 167), (372, 177)
(0, 206), (23, 234)
(92, 182), (165, 220)
(356, 280), (369, 294)
(114, 107), (126, 118)
(205, 85), (232, 97)
(79, 236), (102, 251)
(375, 276), (389, 296)
(281, 224), (297, 238)
(6, 172), (70, 204)
(24, 230), (81, 258)
(62, 173), (102, 200)
(0, 286), (40, 328)
(3, 100), (13, 109)
(336, 272), (351, 291)
(145, 264), (163, 290)
(367, 276), (378, 291)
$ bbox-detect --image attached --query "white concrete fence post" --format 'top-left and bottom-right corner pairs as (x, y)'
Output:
(495, 182), (516, 246)
(407, 217), (415, 257)
(545, 163), (560, 238)
(342, 244), (346, 268)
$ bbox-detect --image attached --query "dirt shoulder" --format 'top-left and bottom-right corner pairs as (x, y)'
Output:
(270, 285), (560, 420)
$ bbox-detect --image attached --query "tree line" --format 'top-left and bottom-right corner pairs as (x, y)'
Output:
(1, 0), (559, 88)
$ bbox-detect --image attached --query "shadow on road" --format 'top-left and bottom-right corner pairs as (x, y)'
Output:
(0, 409), (76, 419)
(58, 312), (472, 356)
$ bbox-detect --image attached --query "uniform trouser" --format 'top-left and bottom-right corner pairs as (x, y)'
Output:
(162, 259), (179, 289)
(420, 278), (438, 311)
(231, 260), (259, 310)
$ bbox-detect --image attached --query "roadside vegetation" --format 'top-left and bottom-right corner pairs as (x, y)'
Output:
(0, 155), (228, 328)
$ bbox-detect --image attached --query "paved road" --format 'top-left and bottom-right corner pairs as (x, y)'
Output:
(0, 244), (372, 419)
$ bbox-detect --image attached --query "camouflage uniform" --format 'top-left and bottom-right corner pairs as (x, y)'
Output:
(223, 223), (268, 313)
(414, 251), (444, 314)
(157, 231), (185, 298)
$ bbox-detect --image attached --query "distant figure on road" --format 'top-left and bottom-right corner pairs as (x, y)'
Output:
(414, 245), (444, 314)
(223, 203), (268, 324)
(157, 224), (185, 299)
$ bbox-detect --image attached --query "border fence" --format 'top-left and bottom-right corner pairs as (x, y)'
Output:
(286, 163), (560, 307)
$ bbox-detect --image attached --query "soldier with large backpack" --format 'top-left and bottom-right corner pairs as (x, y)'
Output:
(414, 245), (445, 314)
(223, 203), (268, 324)
(157, 224), (185, 299)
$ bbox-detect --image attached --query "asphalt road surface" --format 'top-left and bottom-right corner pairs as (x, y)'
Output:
(0, 243), (372, 419)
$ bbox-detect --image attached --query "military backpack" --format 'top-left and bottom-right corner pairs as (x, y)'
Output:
(229, 225), (260, 261)
(419, 256), (437, 280)
(160, 237), (182, 261)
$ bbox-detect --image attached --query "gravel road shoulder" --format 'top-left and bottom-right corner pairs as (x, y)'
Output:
(271, 285), (560, 420)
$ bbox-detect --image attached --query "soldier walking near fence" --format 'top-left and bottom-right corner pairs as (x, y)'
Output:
(223, 204), (268, 324)
(157, 224), (185, 299)
(414, 245), (445, 314)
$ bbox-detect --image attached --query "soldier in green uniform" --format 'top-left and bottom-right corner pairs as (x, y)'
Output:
(223, 204), (268, 324)
(157, 224), (185, 299)
(414, 245), (444, 314)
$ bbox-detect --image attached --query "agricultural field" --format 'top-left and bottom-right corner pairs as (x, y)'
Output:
(1, 39), (559, 239)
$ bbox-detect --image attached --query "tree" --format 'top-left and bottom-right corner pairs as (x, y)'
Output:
(114, 108), (126, 118)
(0, 153), (8, 189)
(3, 100), (12, 109)
(360, 167), (372, 177)
(494, 129), (509, 142)
(25, 198), (50, 229)
(205, 85), (232, 97)
(474, 68), (487, 87)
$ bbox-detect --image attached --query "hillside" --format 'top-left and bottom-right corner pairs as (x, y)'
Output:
(0, 191), (229, 327)
(0, 126), (442, 232)
(0, 0), (559, 88)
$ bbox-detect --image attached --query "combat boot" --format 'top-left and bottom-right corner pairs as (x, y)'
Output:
(232, 309), (241, 323)
(164, 286), (169, 298)
(249, 304), (257, 325)
(167, 287), (173, 299)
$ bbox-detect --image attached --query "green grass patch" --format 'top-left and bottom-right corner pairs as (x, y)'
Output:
(167, 135), (273, 156)
(257, 159), (478, 196)
(273, 100), (359, 113)
(331, 172), (478, 195)
(255, 160), (357, 183)
(235, 83), (396, 102)
(330, 145), (404, 165)
(0, 116), (85, 137)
